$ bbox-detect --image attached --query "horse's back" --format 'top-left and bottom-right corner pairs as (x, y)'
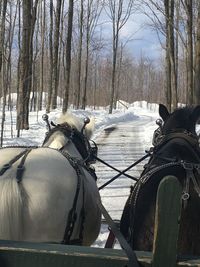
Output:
(0, 146), (101, 245)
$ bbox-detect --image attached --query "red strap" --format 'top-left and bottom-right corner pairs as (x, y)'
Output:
(105, 228), (116, 248)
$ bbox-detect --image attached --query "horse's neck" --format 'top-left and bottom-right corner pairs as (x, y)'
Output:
(155, 138), (200, 164)
(43, 131), (82, 158)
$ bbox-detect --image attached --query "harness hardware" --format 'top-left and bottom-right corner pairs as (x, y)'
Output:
(181, 161), (194, 170)
(0, 163), (11, 175)
(59, 149), (85, 245)
(0, 148), (33, 179)
(182, 193), (190, 201)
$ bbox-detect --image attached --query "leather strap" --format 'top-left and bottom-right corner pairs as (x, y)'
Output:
(97, 198), (139, 267)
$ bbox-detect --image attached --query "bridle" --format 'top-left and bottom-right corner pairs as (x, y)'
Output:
(145, 119), (200, 207)
(152, 118), (199, 149)
(42, 116), (98, 166)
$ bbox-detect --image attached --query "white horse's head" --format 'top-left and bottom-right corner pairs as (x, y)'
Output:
(57, 113), (95, 140)
(43, 113), (95, 159)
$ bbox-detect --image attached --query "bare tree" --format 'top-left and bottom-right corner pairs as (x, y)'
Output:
(105, 0), (135, 114)
(38, 0), (46, 111)
(0, 0), (7, 146)
(166, 0), (177, 110)
(75, 0), (84, 109)
(0, 0), (7, 76)
(81, 0), (103, 109)
(140, 0), (178, 110)
(17, 0), (39, 133)
(62, 0), (74, 113)
(183, 0), (193, 104)
(46, 0), (54, 113)
(194, 2), (200, 104)
(51, 0), (62, 110)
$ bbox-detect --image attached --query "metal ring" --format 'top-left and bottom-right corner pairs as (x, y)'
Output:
(182, 192), (190, 201)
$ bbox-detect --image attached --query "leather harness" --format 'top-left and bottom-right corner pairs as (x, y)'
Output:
(126, 129), (200, 245)
(0, 123), (97, 245)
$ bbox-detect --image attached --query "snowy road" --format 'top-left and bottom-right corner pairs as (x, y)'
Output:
(93, 115), (156, 247)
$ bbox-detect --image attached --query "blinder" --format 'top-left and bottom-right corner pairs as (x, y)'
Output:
(88, 140), (98, 164)
(152, 118), (163, 146)
(152, 118), (200, 148)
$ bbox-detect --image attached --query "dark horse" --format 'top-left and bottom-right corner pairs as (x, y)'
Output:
(120, 104), (200, 255)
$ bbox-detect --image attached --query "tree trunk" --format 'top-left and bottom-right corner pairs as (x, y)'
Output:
(164, 0), (172, 111)
(38, 0), (46, 111)
(0, 0), (7, 146)
(0, 0), (7, 75)
(51, 0), (62, 110)
(82, 0), (93, 110)
(109, 29), (118, 114)
(169, 0), (177, 110)
(185, 0), (193, 104)
(76, 0), (84, 109)
(17, 0), (38, 132)
(46, 0), (53, 113)
(175, 0), (179, 105)
(107, 0), (134, 114)
(62, 0), (74, 113)
(194, 2), (200, 104)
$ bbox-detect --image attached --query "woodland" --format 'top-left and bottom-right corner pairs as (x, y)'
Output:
(0, 0), (200, 134)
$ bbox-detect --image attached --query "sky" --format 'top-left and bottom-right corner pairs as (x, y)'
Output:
(120, 14), (163, 60)
(99, 2), (164, 61)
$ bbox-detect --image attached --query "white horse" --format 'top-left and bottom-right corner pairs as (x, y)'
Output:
(0, 113), (101, 246)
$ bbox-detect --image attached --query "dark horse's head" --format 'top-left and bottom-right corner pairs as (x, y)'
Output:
(159, 104), (200, 136)
(151, 104), (200, 166)
(120, 104), (200, 255)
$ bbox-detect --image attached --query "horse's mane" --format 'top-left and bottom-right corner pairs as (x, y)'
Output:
(171, 106), (193, 119)
(162, 106), (198, 135)
(56, 113), (95, 139)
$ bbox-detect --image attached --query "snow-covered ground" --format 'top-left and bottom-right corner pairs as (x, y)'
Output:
(1, 100), (159, 147)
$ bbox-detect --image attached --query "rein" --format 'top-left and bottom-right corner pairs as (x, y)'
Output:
(96, 198), (140, 267)
(98, 152), (151, 190)
(43, 122), (98, 244)
(60, 150), (85, 245)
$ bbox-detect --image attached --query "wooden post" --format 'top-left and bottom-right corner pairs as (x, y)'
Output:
(152, 175), (182, 267)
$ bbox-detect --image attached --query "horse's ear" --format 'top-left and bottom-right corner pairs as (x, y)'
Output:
(159, 104), (169, 121)
(191, 105), (200, 123)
